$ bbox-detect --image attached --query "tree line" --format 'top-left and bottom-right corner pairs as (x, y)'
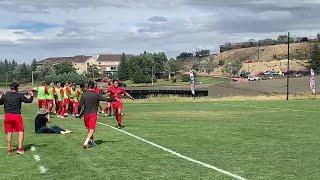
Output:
(0, 59), (37, 84)
(117, 52), (180, 83)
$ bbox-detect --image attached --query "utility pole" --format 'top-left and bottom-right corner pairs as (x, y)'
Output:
(151, 65), (154, 86)
(6, 72), (8, 86)
(31, 71), (34, 88)
(257, 44), (260, 62)
(286, 32), (290, 101)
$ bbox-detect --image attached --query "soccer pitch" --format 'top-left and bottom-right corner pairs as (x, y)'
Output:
(1, 100), (320, 179)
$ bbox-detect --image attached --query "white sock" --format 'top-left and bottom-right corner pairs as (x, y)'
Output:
(84, 138), (90, 145)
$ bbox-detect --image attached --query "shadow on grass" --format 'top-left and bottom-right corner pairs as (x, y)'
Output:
(95, 140), (120, 145)
(24, 143), (48, 152)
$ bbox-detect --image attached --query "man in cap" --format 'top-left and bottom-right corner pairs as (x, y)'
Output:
(79, 81), (113, 149)
(0, 82), (33, 155)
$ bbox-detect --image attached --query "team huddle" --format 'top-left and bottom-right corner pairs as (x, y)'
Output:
(0, 79), (134, 154)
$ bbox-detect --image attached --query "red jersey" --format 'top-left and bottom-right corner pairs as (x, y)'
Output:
(107, 86), (126, 102)
(94, 87), (102, 94)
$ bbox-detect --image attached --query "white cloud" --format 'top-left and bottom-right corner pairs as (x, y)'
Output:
(0, 0), (320, 62)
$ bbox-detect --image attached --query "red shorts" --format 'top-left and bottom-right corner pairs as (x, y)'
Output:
(64, 98), (70, 105)
(4, 113), (24, 133)
(112, 101), (123, 110)
(38, 99), (46, 109)
(83, 113), (97, 130)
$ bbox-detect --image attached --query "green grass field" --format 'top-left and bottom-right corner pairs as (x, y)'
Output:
(0, 100), (320, 179)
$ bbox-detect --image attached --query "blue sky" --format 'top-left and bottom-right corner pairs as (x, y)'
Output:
(0, 0), (320, 63)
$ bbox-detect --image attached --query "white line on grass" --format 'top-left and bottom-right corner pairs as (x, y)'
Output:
(97, 122), (247, 180)
(218, 103), (317, 113)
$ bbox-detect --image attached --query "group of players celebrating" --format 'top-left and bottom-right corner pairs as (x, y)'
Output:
(0, 79), (134, 154)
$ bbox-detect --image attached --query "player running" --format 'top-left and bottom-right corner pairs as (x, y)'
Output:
(79, 81), (112, 149)
(0, 82), (34, 155)
(70, 84), (81, 118)
(107, 79), (134, 129)
(46, 82), (56, 115)
(103, 80), (113, 116)
(35, 81), (48, 109)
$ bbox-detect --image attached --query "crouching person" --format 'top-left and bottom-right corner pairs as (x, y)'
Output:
(35, 108), (72, 134)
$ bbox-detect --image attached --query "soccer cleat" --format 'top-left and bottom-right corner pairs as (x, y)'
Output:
(88, 140), (97, 147)
(82, 144), (90, 149)
(60, 131), (66, 135)
(16, 147), (25, 155)
(64, 130), (73, 134)
(7, 149), (13, 155)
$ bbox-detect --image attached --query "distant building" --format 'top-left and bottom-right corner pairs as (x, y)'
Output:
(38, 55), (98, 74)
(97, 54), (134, 77)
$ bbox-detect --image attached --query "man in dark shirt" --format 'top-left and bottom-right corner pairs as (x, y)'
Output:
(79, 81), (111, 149)
(34, 108), (72, 134)
(0, 82), (33, 155)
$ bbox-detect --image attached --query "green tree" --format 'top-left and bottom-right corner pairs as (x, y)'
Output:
(117, 53), (131, 80)
(37, 62), (56, 80)
(54, 61), (76, 75)
(223, 60), (243, 76)
(31, 58), (37, 72)
(204, 59), (215, 75)
(308, 44), (320, 73)
(87, 64), (100, 80)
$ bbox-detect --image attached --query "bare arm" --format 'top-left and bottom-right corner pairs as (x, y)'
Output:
(124, 92), (135, 100)
(0, 92), (4, 105)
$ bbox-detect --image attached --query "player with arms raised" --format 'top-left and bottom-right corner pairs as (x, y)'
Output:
(107, 79), (134, 129)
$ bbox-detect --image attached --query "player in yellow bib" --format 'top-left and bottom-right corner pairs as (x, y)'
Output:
(46, 82), (56, 114)
(70, 84), (81, 118)
(56, 83), (65, 118)
(35, 81), (48, 109)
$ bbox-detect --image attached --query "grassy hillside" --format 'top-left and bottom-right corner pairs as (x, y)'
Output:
(177, 42), (317, 75)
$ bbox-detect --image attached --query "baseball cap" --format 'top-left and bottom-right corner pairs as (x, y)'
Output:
(10, 82), (20, 90)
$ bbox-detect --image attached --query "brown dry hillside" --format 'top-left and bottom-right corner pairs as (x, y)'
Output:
(177, 42), (317, 75)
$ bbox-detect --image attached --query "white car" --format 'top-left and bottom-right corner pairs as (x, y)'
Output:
(248, 75), (261, 81)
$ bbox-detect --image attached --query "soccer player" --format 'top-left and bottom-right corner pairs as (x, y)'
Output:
(63, 82), (71, 116)
(79, 81), (112, 149)
(46, 82), (56, 115)
(93, 83), (103, 114)
(70, 84), (81, 118)
(36, 81), (48, 109)
(103, 80), (113, 116)
(0, 82), (34, 155)
(56, 83), (65, 118)
(107, 79), (134, 128)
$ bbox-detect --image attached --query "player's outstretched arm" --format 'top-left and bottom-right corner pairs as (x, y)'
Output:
(125, 92), (135, 101)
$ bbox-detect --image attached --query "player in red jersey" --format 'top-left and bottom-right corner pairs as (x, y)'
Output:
(103, 80), (113, 116)
(107, 79), (134, 128)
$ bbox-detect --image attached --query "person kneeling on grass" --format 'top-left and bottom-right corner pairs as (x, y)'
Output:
(35, 108), (72, 134)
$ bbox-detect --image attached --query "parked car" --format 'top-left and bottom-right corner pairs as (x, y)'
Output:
(248, 75), (261, 81)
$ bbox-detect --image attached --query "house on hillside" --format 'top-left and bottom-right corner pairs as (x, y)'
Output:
(38, 55), (98, 74)
(97, 54), (134, 77)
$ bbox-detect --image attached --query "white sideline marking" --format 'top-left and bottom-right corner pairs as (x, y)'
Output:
(219, 103), (317, 113)
(33, 155), (41, 161)
(0, 147), (7, 149)
(39, 165), (47, 174)
(31, 146), (36, 151)
(98, 122), (247, 180)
